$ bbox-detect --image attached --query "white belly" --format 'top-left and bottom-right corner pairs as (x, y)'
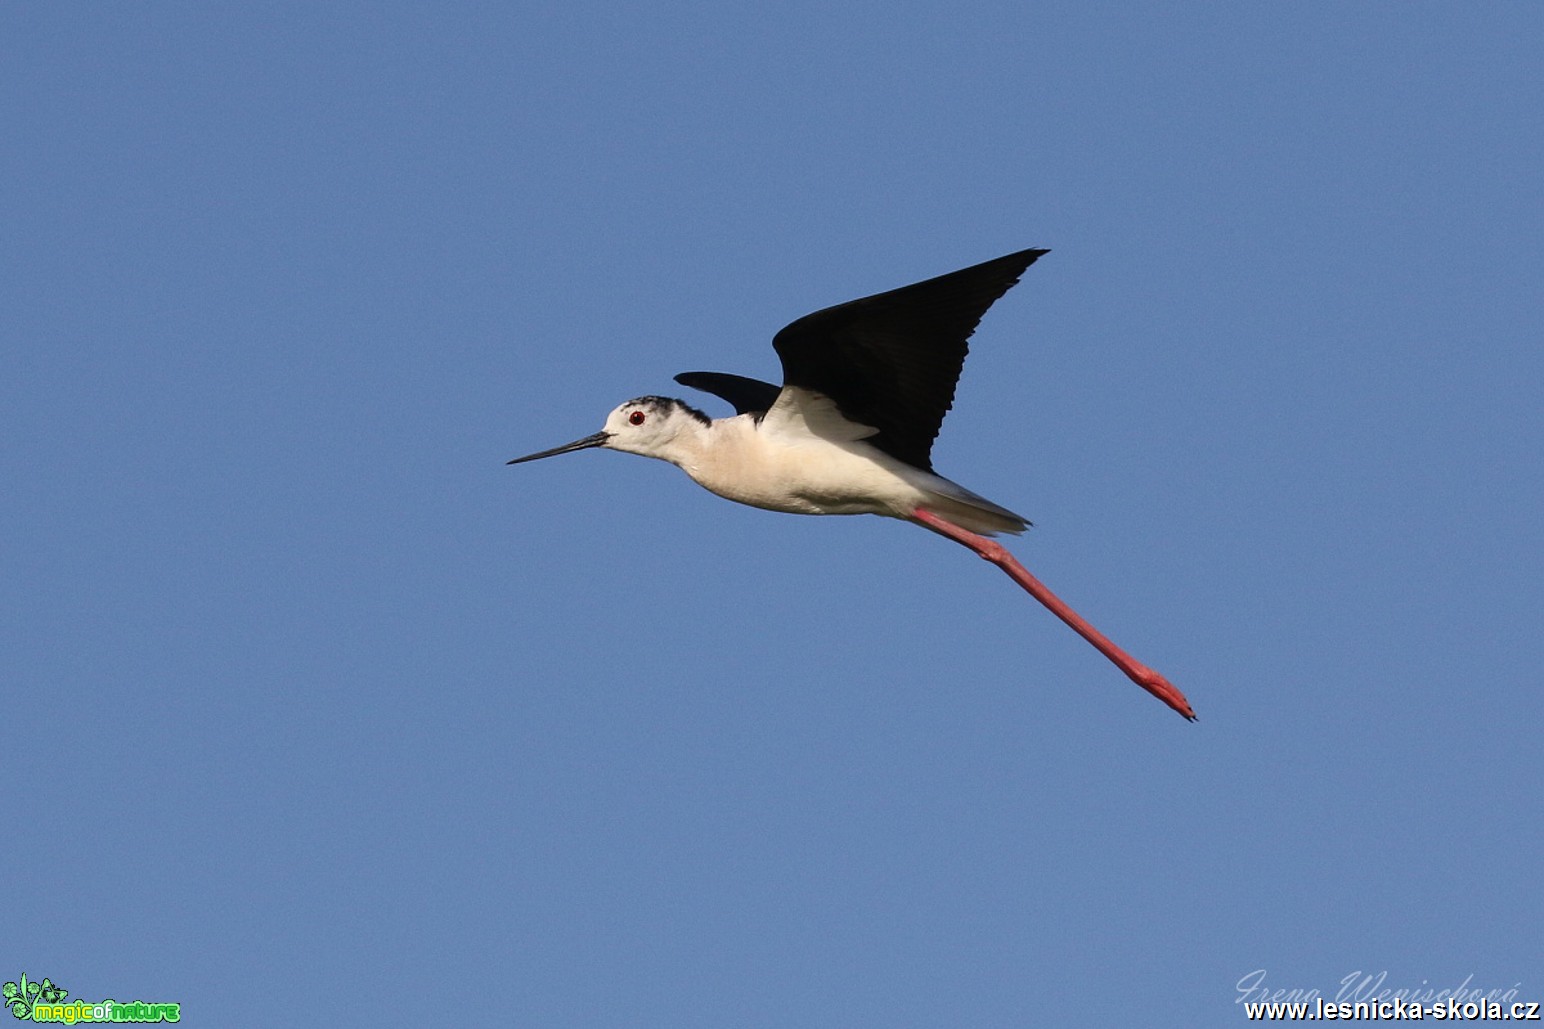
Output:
(683, 434), (925, 519)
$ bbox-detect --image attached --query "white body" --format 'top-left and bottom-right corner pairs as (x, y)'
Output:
(600, 389), (1028, 536)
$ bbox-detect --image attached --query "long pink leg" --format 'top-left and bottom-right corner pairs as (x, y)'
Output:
(912, 508), (1196, 721)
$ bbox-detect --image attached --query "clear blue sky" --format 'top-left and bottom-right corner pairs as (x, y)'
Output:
(5, 4), (1541, 1025)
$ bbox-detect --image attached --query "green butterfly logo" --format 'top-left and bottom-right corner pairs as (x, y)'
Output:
(2, 975), (68, 1020)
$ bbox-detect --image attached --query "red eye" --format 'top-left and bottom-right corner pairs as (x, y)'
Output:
(628, 411), (646, 426)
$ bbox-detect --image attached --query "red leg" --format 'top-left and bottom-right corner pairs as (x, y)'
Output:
(912, 508), (1196, 721)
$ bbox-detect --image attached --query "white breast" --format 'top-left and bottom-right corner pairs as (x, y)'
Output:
(677, 413), (928, 519)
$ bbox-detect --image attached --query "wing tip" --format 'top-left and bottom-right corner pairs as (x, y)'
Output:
(674, 371), (782, 416)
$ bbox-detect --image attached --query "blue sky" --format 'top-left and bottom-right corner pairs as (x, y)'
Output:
(4, 3), (1541, 1025)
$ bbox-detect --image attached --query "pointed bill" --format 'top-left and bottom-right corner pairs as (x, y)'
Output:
(506, 431), (611, 465)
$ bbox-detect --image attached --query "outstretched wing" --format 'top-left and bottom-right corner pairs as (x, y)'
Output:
(674, 371), (783, 417)
(771, 248), (1047, 471)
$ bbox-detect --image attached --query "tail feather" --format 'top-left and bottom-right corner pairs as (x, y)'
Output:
(919, 473), (1030, 536)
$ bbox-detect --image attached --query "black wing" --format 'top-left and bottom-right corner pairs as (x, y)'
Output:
(674, 371), (782, 416)
(771, 248), (1047, 470)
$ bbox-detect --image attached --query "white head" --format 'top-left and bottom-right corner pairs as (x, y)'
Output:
(507, 396), (710, 466)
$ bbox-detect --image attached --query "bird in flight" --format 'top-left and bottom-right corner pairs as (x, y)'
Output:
(510, 249), (1195, 720)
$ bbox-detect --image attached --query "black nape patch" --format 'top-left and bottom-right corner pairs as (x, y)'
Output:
(626, 395), (711, 426)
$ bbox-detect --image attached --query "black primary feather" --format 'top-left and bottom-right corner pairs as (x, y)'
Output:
(771, 248), (1047, 471)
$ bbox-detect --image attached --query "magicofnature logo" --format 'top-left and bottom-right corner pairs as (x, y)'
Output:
(3, 974), (180, 1023)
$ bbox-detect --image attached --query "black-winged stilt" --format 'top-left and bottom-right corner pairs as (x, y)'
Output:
(509, 249), (1196, 720)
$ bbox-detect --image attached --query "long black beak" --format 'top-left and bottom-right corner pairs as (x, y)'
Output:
(506, 431), (611, 465)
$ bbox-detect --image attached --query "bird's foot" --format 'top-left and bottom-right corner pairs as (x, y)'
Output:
(1129, 665), (1197, 721)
